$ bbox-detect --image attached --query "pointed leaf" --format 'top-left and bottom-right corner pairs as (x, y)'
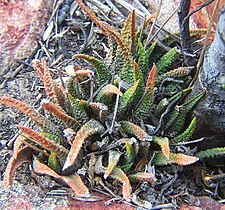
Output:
(120, 138), (138, 172)
(32, 60), (65, 105)
(119, 62), (135, 85)
(157, 67), (191, 83)
(118, 80), (139, 116)
(0, 96), (55, 132)
(3, 146), (33, 187)
(100, 21), (132, 61)
(156, 47), (177, 73)
(146, 63), (157, 92)
(137, 39), (148, 75)
(172, 117), (197, 143)
(129, 172), (156, 185)
(33, 158), (89, 197)
(104, 150), (121, 179)
(153, 152), (199, 165)
(120, 121), (152, 141)
(48, 152), (61, 174)
(41, 99), (79, 129)
(68, 94), (86, 122)
(133, 61), (144, 99)
(134, 91), (154, 119)
(73, 54), (111, 86)
(63, 119), (105, 171)
(18, 125), (69, 157)
(121, 10), (133, 45)
(95, 84), (123, 104)
(79, 100), (108, 123)
(121, 10), (136, 53)
(196, 147), (225, 160)
(153, 136), (170, 159)
(146, 41), (157, 61)
(165, 91), (205, 134)
(42, 132), (68, 148)
(110, 167), (131, 202)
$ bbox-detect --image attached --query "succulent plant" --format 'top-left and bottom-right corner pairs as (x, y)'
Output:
(1, 0), (206, 202)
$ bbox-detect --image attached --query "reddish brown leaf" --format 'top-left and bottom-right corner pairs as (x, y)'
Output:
(18, 125), (69, 157)
(13, 135), (26, 159)
(32, 60), (65, 105)
(99, 84), (123, 97)
(146, 64), (157, 92)
(76, 0), (131, 61)
(33, 158), (89, 197)
(171, 153), (199, 165)
(3, 146), (33, 187)
(0, 96), (54, 131)
(63, 119), (105, 171)
(110, 167), (131, 202)
(41, 99), (79, 128)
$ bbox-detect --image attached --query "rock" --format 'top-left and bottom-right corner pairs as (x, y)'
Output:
(191, 6), (225, 147)
(0, 0), (53, 76)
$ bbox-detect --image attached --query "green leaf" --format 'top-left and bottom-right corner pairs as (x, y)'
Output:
(146, 41), (157, 61)
(172, 117), (197, 143)
(67, 76), (80, 99)
(156, 47), (177, 73)
(182, 91), (205, 113)
(133, 62), (145, 101)
(137, 39), (148, 75)
(196, 147), (225, 160)
(120, 121), (152, 141)
(42, 132), (68, 148)
(120, 138), (138, 172)
(73, 54), (112, 86)
(119, 61), (134, 85)
(68, 94), (87, 122)
(48, 152), (61, 174)
(153, 152), (198, 165)
(118, 80), (139, 116)
(165, 91), (204, 134)
(134, 90), (154, 119)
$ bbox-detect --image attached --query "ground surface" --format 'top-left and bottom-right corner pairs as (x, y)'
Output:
(0, 0), (225, 209)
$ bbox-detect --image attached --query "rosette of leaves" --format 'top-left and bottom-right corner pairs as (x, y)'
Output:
(0, 0), (205, 202)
